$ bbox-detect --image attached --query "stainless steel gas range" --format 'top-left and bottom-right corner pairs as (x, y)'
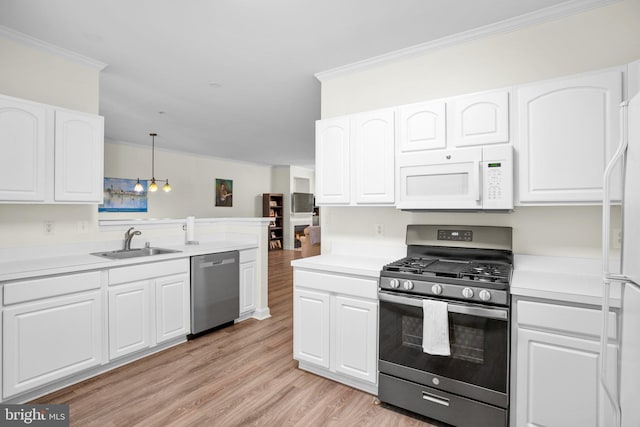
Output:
(378, 225), (513, 427)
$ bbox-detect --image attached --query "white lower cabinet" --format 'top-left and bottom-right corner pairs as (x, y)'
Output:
(3, 284), (103, 399)
(239, 249), (257, 316)
(108, 280), (151, 359)
(293, 268), (378, 394)
(294, 288), (331, 368)
(108, 259), (190, 360)
(155, 274), (190, 343)
(513, 298), (618, 427)
(332, 295), (378, 384)
(1, 257), (193, 402)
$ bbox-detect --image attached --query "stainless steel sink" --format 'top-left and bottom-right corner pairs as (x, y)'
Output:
(91, 247), (181, 260)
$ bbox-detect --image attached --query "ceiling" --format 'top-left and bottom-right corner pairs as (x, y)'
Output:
(0, 0), (590, 167)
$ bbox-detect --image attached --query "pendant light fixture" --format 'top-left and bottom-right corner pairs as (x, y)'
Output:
(134, 133), (172, 193)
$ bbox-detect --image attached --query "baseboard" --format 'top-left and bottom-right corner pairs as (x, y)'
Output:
(252, 307), (271, 320)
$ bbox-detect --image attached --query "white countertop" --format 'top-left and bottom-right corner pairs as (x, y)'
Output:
(511, 254), (621, 307)
(291, 252), (620, 308)
(0, 240), (257, 282)
(291, 253), (397, 278)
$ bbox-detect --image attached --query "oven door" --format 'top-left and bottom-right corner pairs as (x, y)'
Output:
(378, 291), (509, 408)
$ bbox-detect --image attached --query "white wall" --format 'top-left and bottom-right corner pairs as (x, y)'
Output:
(103, 141), (272, 219)
(0, 37), (99, 114)
(319, 0), (640, 258)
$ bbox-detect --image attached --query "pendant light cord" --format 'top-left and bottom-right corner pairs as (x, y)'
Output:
(150, 132), (156, 180)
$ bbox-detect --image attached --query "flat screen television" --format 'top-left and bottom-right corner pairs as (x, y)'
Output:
(292, 192), (315, 213)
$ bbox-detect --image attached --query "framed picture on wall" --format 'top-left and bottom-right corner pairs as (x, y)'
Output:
(215, 178), (233, 207)
(99, 177), (148, 212)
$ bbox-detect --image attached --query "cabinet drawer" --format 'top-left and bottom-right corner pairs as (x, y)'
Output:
(240, 249), (257, 263)
(294, 269), (378, 299)
(4, 271), (101, 305)
(517, 299), (617, 339)
(109, 259), (189, 285)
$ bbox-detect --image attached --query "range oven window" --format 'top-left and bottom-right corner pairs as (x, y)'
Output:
(380, 299), (508, 393)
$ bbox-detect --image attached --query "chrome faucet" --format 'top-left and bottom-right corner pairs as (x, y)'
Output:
(123, 227), (142, 250)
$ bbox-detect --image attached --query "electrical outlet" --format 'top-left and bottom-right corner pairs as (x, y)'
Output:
(78, 221), (89, 234)
(43, 220), (55, 235)
(375, 224), (384, 237)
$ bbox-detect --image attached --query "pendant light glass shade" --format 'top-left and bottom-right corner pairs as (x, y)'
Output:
(133, 133), (172, 193)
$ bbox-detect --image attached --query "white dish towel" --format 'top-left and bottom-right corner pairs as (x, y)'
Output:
(422, 299), (451, 356)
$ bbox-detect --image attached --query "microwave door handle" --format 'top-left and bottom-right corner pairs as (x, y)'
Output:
(378, 291), (508, 320)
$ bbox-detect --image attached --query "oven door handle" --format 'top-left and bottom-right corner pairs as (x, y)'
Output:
(379, 291), (508, 321)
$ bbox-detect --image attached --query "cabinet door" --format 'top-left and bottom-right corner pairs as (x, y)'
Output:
(450, 90), (509, 147)
(155, 274), (190, 343)
(515, 328), (618, 427)
(108, 280), (151, 359)
(293, 288), (331, 369)
(0, 97), (48, 201)
(54, 110), (104, 202)
(315, 116), (350, 204)
(352, 109), (395, 204)
(240, 261), (257, 315)
(517, 69), (622, 203)
(397, 101), (446, 153)
(3, 291), (103, 398)
(332, 295), (378, 384)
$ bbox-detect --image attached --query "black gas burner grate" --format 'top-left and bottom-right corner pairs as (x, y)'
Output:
(383, 257), (511, 284)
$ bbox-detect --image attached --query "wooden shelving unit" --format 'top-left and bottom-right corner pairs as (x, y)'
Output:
(262, 193), (284, 250)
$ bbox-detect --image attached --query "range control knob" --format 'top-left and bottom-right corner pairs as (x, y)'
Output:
(462, 287), (474, 299)
(389, 279), (400, 289)
(403, 280), (414, 290)
(479, 289), (491, 301)
(431, 284), (443, 295)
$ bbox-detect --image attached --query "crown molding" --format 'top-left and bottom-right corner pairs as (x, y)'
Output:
(314, 0), (621, 82)
(0, 25), (108, 71)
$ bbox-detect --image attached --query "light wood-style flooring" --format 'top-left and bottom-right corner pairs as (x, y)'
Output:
(34, 250), (437, 426)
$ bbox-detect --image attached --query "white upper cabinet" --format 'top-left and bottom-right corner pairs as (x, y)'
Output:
(396, 100), (446, 153)
(352, 108), (395, 204)
(54, 110), (104, 202)
(315, 109), (395, 206)
(450, 90), (509, 147)
(316, 116), (350, 204)
(0, 97), (47, 201)
(516, 68), (622, 204)
(0, 94), (104, 204)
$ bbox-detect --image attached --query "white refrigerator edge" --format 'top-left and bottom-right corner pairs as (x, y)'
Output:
(601, 91), (640, 427)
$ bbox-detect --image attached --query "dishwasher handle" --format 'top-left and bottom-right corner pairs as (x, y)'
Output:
(197, 257), (236, 268)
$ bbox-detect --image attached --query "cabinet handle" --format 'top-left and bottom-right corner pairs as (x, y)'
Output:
(474, 161), (481, 201)
(422, 391), (450, 407)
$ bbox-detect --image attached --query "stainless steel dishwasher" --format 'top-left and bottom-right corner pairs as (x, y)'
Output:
(190, 251), (239, 336)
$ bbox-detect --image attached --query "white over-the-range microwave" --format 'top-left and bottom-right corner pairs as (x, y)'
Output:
(396, 145), (513, 211)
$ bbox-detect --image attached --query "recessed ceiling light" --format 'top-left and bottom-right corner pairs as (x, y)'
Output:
(209, 83), (222, 88)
